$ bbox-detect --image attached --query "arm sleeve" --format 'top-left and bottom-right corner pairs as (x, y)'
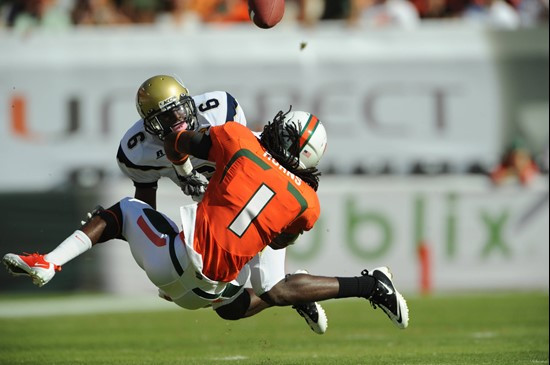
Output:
(186, 131), (212, 161)
(116, 145), (161, 186)
(207, 124), (232, 165)
(206, 122), (247, 164)
(228, 92), (247, 126)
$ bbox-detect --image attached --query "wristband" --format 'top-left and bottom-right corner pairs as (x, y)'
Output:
(174, 158), (194, 176)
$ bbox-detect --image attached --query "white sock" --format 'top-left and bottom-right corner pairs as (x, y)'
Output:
(45, 230), (92, 266)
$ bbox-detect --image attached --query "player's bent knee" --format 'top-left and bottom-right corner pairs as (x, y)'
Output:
(215, 290), (251, 321)
(96, 203), (124, 242)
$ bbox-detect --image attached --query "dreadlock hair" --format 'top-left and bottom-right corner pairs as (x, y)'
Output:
(259, 107), (321, 191)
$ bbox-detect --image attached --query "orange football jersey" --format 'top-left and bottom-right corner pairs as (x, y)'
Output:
(193, 122), (320, 282)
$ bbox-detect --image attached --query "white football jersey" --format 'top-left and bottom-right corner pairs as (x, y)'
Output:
(117, 91), (247, 188)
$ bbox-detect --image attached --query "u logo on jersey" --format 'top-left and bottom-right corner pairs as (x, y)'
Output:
(156, 150), (166, 159)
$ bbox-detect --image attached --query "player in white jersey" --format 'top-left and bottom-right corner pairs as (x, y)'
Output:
(117, 90), (245, 205)
(113, 75), (328, 334)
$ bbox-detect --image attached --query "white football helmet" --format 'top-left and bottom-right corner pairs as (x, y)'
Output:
(282, 111), (328, 170)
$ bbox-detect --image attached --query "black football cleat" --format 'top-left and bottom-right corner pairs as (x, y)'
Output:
(364, 267), (409, 329)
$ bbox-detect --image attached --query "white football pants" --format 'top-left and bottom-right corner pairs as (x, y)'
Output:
(118, 197), (286, 310)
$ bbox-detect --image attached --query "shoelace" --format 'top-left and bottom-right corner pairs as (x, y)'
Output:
(369, 287), (382, 310)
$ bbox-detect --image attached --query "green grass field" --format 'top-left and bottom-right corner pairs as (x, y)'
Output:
(0, 292), (547, 365)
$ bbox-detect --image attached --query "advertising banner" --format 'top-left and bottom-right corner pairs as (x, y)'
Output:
(0, 26), (529, 189)
(95, 176), (549, 294)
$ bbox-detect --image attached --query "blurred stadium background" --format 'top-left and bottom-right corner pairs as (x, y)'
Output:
(0, 0), (548, 301)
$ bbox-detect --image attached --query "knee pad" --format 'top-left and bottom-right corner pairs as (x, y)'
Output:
(95, 203), (125, 242)
(215, 290), (251, 321)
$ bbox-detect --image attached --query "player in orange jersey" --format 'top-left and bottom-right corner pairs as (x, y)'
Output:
(122, 75), (328, 334)
(4, 108), (409, 330)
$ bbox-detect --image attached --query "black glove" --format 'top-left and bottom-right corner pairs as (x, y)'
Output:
(177, 170), (208, 200)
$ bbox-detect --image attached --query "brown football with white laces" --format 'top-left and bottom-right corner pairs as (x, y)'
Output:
(248, 0), (285, 29)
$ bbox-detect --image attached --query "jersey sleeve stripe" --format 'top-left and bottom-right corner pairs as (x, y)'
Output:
(286, 181), (308, 218)
(225, 93), (239, 122)
(220, 149), (271, 182)
(117, 145), (165, 171)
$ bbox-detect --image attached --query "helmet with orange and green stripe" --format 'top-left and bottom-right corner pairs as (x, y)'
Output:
(261, 107), (328, 171)
(280, 110), (327, 170)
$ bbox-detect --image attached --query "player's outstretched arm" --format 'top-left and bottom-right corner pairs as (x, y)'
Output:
(164, 130), (211, 164)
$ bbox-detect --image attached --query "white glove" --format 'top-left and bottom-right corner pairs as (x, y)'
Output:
(177, 170), (209, 200)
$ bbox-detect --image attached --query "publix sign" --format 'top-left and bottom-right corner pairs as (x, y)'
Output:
(286, 177), (549, 293)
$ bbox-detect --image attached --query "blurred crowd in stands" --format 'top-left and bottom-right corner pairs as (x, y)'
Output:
(489, 139), (546, 186)
(0, 0), (548, 31)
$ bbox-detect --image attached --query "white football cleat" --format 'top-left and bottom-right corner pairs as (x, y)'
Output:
(291, 269), (328, 334)
(365, 266), (409, 329)
(3, 253), (61, 287)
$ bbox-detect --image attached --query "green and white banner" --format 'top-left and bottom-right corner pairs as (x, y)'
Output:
(286, 176), (549, 292)
(97, 176), (549, 294)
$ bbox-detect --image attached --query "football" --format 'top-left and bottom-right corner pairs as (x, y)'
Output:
(248, 0), (285, 29)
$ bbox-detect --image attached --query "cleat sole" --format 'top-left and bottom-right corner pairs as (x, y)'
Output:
(2, 254), (52, 287)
